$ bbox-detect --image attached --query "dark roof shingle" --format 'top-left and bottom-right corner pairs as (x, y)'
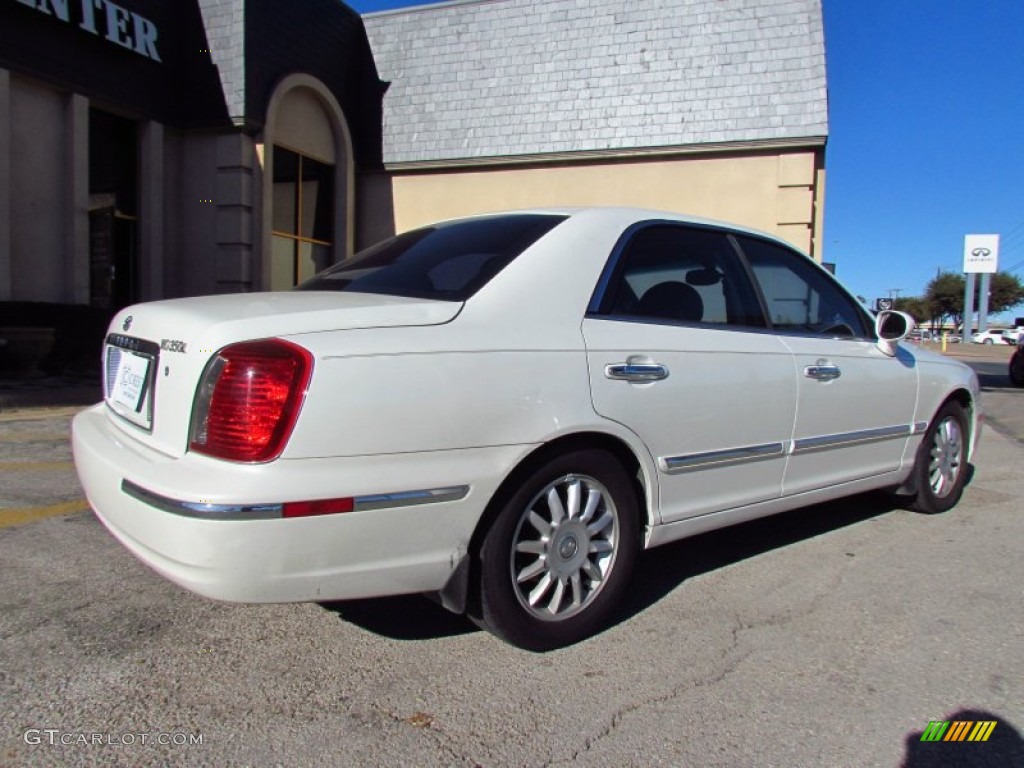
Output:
(364, 0), (828, 166)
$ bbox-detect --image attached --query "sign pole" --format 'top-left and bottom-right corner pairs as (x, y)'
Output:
(978, 273), (991, 333)
(964, 272), (976, 341)
(963, 234), (1000, 343)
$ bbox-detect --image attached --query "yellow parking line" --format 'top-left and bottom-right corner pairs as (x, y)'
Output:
(0, 406), (88, 423)
(0, 461), (75, 471)
(0, 499), (91, 529)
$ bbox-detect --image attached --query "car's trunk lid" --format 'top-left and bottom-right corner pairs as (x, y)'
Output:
(102, 292), (460, 458)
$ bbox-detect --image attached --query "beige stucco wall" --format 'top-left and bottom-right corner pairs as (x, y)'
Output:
(376, 147), (825, 258)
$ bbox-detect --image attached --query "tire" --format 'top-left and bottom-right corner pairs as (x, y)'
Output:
(983, 338), (994, 345)
(477, 449), (639, 650)
(1010, 351), (1024, 388)
(907, 401), (970, 514)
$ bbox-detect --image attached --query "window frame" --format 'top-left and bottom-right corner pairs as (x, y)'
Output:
(588, 221), (877, 342)
(587, 220), (769, 331)
(731, 233), (877, 341)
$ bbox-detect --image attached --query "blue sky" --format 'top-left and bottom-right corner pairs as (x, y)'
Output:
(350, 0), (1024, 315)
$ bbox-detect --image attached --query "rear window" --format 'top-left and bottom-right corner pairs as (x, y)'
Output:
(298, 214), (567, 301)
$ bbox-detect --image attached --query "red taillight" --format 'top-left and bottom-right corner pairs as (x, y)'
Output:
(189, 339), (313, 462)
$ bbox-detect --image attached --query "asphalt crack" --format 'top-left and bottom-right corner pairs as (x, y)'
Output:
(555, 570), (846, 765)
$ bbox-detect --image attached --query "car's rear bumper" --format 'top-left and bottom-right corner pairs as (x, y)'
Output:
(72, 404), (523, 603)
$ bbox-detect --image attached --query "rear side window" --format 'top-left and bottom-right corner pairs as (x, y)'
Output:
(598, 224), (767, 328)
(298, 214), (566, 301)
(736, 236), (871, 338)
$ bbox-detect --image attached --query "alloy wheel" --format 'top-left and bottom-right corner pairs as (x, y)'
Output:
(927, 416), (963, 498)
(509, 474), (620, 621)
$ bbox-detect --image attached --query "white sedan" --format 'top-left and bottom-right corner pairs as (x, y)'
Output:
(1002, 328), (1024, 344)
(971, 329), (1007, 345)
(73, 208), (981, 650)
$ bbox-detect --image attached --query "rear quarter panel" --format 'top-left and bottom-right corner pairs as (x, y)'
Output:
(282, 210), (639, 460)
(284, 326), (600, 457)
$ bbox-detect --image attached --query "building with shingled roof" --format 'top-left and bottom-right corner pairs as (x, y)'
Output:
(361, 0), (828, 256)
(0, 0), (827, 329)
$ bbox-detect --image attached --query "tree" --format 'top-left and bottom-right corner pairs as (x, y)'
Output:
(923, 271), (1024, 330)
(925, 271), (965, 329)
(985, 272), (1024, 315)
(894, 296), (929, 324)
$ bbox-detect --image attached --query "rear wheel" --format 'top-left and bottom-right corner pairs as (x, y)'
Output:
(907, 401), (969, 514)
(477, 450), (639, 650)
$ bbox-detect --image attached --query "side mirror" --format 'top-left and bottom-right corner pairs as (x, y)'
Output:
(875, 310), (915, 356)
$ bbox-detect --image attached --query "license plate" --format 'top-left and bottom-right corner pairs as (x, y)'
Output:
(111, 351), (151, 412)
(105, 340), (157, 430)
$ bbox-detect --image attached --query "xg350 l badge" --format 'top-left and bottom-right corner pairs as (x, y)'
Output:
(160, 339), (188, 353)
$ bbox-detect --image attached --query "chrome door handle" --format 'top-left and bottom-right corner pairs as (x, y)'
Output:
(605, 363), (669, 382)
(804, 364), (841, 381)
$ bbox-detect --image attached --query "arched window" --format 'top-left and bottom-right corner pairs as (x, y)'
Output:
(262, 77), (354, 290)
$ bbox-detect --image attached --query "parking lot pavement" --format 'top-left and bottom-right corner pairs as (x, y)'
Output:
(915, 339), (1016, 361)
(0, 406), (90, 529)
(1, 401), (1022, 766)
(936, 344), (1024, 446)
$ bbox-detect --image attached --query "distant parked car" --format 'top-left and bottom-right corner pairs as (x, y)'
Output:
(972, 329), (1007, 345)
(1001, 328), (1024, 345)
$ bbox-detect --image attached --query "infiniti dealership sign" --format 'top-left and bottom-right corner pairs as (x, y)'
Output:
(13, 0), (161, 62)
(963, 234), (999, 274)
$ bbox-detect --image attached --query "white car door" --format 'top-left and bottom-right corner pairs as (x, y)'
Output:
(583, 224), (798, 524)
(734, 235), (919, 495)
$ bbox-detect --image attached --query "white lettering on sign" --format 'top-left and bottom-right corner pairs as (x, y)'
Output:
(14, 0), (162, 62)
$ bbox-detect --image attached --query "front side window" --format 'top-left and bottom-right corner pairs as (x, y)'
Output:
(736, 236), (871, 338)
(597, 224), (766, 328)
(299, 214), (566, 301)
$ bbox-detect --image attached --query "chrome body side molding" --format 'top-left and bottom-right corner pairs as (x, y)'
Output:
(660, 423), (922, 473)
(122, 479), (471, 520)
(661, 442), (785, 473)
(791, 424), (917, 454)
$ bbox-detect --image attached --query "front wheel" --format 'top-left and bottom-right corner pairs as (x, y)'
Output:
(906, 401), (970, 514)
(983, 338), (994, 345)
(477, 450), (639, 650)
